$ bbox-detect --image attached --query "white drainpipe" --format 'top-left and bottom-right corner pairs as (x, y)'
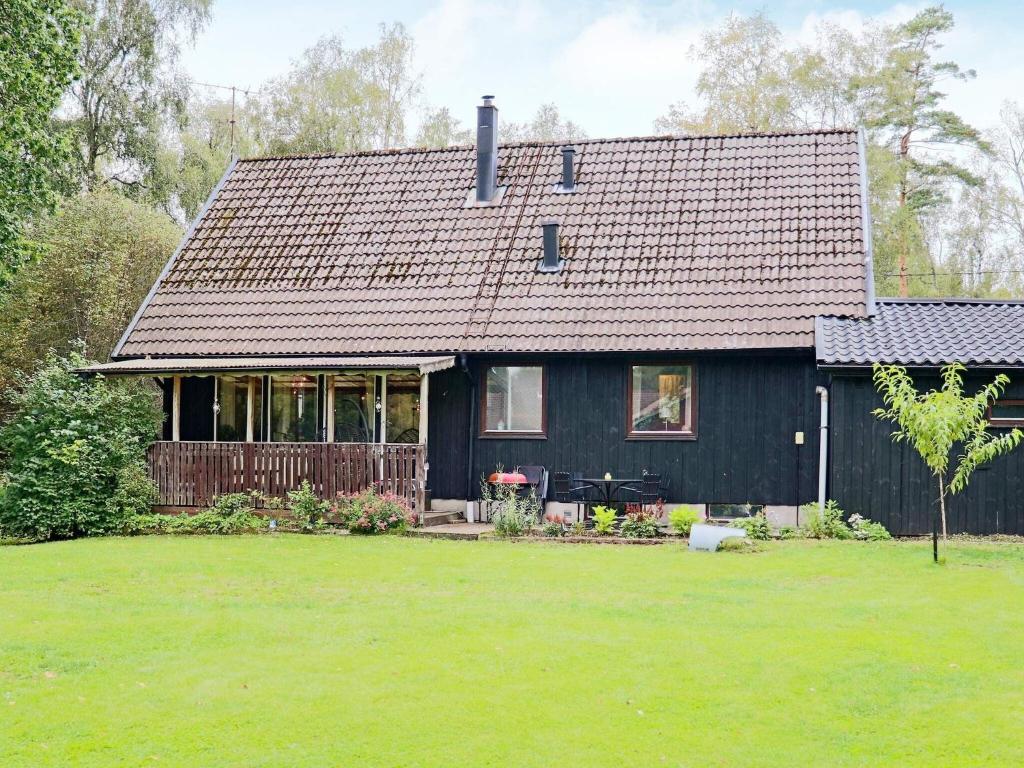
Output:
(815, 385), (829, 514)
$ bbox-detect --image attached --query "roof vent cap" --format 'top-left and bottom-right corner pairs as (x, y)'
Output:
(558, 146), (576, 192)
(539, 220), (563, 273)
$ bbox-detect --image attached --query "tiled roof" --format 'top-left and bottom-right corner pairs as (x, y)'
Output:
(817, 299), (1024, 367)
(116, 130), (870, 358)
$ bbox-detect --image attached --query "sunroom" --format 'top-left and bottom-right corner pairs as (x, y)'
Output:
(81, 356), (456, 515)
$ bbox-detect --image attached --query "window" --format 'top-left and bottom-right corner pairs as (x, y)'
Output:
(386, 372), (421, 443)
(270, 375), (319, 442)
(333, 374), (374, 443)
(989, 400), (1024, 427)
(628, 364), (695, 438)
(481, 365), (545, 436)
(708, 503), (763, 520)
(215, 375), (262, 441)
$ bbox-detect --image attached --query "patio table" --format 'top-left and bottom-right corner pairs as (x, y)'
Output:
(577, 477), (642, 506)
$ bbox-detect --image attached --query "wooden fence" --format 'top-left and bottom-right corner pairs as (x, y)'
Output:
(147, 441), (425, 511)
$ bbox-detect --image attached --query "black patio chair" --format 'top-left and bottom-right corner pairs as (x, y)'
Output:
(518, 465), (549, 501)
(639, 473), (661, 506)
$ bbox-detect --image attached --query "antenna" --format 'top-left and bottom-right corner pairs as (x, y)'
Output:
(187, 79), (260, 159)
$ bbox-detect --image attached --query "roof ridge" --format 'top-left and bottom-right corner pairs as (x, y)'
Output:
(877, 297), (1024, 306)
(239, 127), (860, 163)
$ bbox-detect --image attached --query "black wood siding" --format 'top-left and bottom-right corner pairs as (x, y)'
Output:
(829, 373), (1024, 535)
(428, 353), (824, 505)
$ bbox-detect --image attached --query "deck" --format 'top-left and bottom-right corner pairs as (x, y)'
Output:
(147, 441), (426, 511)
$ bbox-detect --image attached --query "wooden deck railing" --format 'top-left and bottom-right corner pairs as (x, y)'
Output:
(147, 441), (426, 511)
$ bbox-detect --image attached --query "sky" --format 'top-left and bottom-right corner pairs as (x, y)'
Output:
(181, 0), (1024, 140)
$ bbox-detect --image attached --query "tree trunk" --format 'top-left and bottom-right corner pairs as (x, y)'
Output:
(937, 474), (948, 540)
(897, 130), (911, 298)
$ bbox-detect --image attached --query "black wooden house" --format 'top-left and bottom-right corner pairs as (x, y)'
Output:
(85, 97), (1024, 534)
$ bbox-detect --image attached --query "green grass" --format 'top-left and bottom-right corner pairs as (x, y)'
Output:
(2, 536), (1024, 767)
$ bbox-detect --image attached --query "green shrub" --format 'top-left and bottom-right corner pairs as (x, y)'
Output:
(804, 500), (853, 540)
(287, 480), (329, 531)
(0, 350), (162, 541)
(848, 513), (892, 541)
(719, 537), (764, 553)
(591, 505), (617, 535)
(619, 504), (659, 538)
(480, 474), (537, 537)
(541, 511), (566, 537)
(729, 511), (771, 540)
(778, 525), (804, 540)
(668, 505), (701, 536)
(169, 492), (265, 535)
(333, 488), (416, 534)
(122, 513), (170, 535)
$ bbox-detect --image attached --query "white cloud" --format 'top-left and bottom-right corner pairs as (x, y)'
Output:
(181, 0), (1023, 142)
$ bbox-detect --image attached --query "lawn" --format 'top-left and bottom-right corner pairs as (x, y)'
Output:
(2, 536), (1023, 767)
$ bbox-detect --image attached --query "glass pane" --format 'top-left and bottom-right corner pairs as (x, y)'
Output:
(216, 375), (261, 442)
(991, 401), (1024, 422)
(270, 375), (319, 442)
(484, 366), (543, 432)
(334, 374), (374, 442)
(386, 373), (420, 443)
(631, 365), (692, 433)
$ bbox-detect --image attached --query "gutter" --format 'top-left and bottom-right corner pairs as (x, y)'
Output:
(459, 353), (477, 516)
(111, 156), (241, 359)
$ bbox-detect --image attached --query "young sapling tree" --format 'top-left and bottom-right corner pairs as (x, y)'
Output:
(873, 362), (1023, 560)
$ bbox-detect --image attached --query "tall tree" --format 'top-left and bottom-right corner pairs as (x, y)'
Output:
(654, 13), (794, 135)
(156, 92), (256, 221)
(503, 103), (587, 143)
(0, 0), (81, 283)
(63, 0), (212, 194)
(988, 102), (1024, 261)
(0, 189), (179, 397)
(415, 107), (471, 148)
(857, 6), (988, 296)
(251, 24), (420, 155)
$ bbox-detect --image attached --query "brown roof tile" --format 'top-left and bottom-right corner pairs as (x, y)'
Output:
(116, 130), (870, 358)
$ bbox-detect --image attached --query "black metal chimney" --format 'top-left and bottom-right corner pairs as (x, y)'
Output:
(561, 146), (576, 191)
(476, 95), (498, 202)
(539, 220), (561, 273)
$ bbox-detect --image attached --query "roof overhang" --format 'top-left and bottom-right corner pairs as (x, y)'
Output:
(78, 355), (457, 377)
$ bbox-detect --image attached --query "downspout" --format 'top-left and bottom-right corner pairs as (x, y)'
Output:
(815, 385), (829, 515)
(460, 354), (477, 519)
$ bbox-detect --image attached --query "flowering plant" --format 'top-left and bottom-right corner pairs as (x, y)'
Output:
(619, 503), (660, 538)
(332, 488), (416, 534)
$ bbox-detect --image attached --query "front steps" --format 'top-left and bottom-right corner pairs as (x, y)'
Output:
(421, 511), (464, 527)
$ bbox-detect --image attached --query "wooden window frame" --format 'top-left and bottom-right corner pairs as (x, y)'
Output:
(479, 363), (547, 439)
(988, 399), (1024, 427)
(625, 362), (698, 441)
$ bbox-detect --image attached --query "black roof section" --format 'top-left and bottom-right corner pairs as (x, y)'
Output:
(816, 299), (1024, 368)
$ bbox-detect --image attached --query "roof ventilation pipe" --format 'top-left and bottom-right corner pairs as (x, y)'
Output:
(560, 146), (576, 191)
(476, 95), (498, 203)
(539, 220), (562, 273)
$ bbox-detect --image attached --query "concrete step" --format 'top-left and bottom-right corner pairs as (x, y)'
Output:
(421, 511), (464, 527)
